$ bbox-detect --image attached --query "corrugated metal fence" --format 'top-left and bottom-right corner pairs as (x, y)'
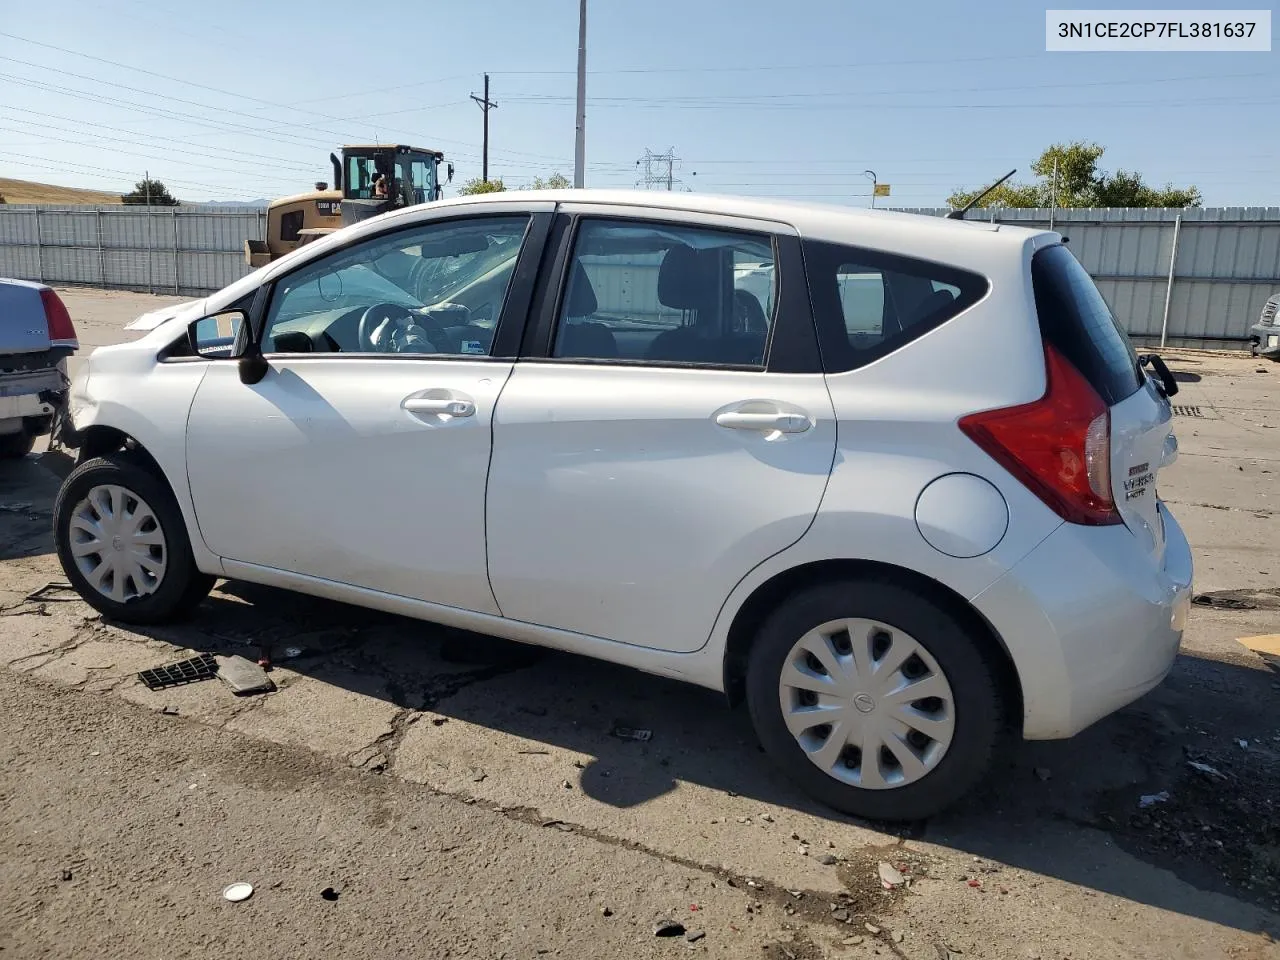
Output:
(0, 204), (266, 297)
(1, 203), (1277, 347)
(896, 206), (1280, 348)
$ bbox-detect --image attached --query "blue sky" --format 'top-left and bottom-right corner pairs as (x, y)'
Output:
(1, 1), (1277, 206)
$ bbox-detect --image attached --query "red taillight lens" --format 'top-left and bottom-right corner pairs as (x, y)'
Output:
(958, 345), (1121, 525)
(39, 288), (78, 348)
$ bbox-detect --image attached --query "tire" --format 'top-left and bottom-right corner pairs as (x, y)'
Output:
(0, 429), (34, 460)
(53, 455), (215, 624)
(745, 578), (1003, 823)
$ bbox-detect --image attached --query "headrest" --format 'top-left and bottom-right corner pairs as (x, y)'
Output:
(658, 245), (718, 310)
(565, 262), (598, 317)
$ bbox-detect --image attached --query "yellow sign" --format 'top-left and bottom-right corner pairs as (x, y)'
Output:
(874, 183), (892, 197)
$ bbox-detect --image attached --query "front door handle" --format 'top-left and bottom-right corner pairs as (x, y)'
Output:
(403, 396), (475, 418)
(715, 410), (811, 434)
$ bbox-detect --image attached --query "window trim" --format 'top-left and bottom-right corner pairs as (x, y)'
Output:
(520, 212), (809, 373)
(249, 211), (551, 363)
(803, 239), (990, 375)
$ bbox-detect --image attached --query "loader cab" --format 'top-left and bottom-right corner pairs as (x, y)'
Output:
(339, 144), (449, 227)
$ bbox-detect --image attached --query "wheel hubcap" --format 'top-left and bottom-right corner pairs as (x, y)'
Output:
(777, 618), (956, 790)
(68, 484), (167, 603)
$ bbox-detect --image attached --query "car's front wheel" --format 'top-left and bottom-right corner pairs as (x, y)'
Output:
(54, 455), (214, 624)
(746, 579), (1003, 822)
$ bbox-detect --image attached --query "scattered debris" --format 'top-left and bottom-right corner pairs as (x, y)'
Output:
(561, 779), (573, 790)
(1139, 791), (1170, 808)
(966, 879), (982, 889)
(864, 923), (881, 935)
(470, 769), (487, 783)
(281, 646), (304, 660)
(685, 929), (705, 944)
(601, 906), (613, 917)
(819, 854), (838, 866)
(653, 920), (685, 937)
(222, 882), (253, 903)
(59, 869), (72, 882)
(216, 655), (276, 696)
(797, 845), (808, 856)
(1187, 760), (1228, 781)
(320, 887), (339, 902)
(1033, 767), (1052, 781)
(759, 813), (774, 823)
(138, 653), (218, 691)
(787, 890), (803, 899)
(25, 581), (78, 602)
(893, 931), (905, 943)
(610, 724), (652, 742)
(1238, 739), (1250, 749)
(161, 706), (180, 716)
(842, 936), (864, 946)
(431, 717), (449, 726)
(832, 908), (850, 922)
(517, 749), (550, 755)
(736, 816), (751, 824)
(878, 862), (905, 889)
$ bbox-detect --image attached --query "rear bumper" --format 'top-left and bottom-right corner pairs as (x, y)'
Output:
(972, 503), (1193, 740)
(1250, 324), (1280, 359)
(0, 360), (67, 436)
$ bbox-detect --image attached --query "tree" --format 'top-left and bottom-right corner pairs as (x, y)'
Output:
(458, 177), (505, 195)
(121, 178), (179, 206)
(526, 172), (571, 190)
(947, 142), (1200, 209)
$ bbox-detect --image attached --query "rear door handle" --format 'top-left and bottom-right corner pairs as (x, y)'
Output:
(403, 396), (475, 418)
(715, 411), (811, 434)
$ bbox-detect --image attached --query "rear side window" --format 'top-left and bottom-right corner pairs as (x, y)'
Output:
(1032, 244), (1141, 406)
(805, 240), (988, 373)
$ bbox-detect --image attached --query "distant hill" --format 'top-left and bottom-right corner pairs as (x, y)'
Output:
(0, 178), (123, 205)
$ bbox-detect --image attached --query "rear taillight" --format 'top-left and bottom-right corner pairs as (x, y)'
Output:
(959, 345), (1121, 526)
(39, 288), (79, 349)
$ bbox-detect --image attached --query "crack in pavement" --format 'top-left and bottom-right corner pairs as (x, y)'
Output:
(6, 621), (103, 670)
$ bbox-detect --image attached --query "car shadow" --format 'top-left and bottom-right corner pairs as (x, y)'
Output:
(116, 577), (1280, 936)
(0, 455), (59, 561)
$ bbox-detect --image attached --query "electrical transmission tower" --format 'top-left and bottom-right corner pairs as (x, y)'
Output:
(635, 147), (684, 190)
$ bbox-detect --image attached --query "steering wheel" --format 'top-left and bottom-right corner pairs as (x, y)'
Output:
(356, 302), (451, 354)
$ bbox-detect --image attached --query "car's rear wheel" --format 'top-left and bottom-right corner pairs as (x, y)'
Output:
(746, 579), (1003, 822)
(54, 455), (214, 624)
(0, 428), (34, 460)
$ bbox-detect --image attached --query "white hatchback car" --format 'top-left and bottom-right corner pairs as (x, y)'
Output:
(53, 191), (1192, 821)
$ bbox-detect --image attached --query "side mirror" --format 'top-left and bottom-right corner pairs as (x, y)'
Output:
(188, 310), (247, 359)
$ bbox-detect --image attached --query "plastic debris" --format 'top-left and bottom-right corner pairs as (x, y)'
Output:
(879, 862), (906, 889)
(1237, 739), (1249, 749)
(216, 655), (276, 696)
(222, 882), (253, 903)
(282, 646), (304, 660)
(1139, 791), (1170, 808)
(611, 724), (652, 742)
(138, 653), (218, 691)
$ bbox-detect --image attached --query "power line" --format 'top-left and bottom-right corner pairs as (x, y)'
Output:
(635, 148), (686, 191)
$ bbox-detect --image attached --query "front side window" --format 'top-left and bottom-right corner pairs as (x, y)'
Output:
(805, 239), (988, 372)
(263, 216), (529, 357)
(410, 159), (436, 205)
(552, 219), (776, 367)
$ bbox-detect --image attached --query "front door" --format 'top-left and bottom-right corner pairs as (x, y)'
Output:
(186, 210), (542, 614)
(486, 212), (836, 653)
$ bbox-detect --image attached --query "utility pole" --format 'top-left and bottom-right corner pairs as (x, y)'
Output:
(863, 170), (878, 208)
(144, 169), (154, 295)
(574, 0), (586, 188)
(470, 74), (498, 183)
(1049, 157), (1059, 232)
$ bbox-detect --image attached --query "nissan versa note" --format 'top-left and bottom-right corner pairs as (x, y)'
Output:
(52, 191), (1193, 821)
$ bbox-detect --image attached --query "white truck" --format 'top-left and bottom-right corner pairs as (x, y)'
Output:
(0, 280), (78, 458)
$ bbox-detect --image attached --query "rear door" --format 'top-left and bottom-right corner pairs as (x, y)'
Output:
(1032, 243), (1172, 560)
(485, 208), (836, 653)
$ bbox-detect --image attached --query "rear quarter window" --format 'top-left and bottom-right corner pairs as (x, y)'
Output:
(1032, 244), (1142, 406)
(804, 239), (989, 373)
